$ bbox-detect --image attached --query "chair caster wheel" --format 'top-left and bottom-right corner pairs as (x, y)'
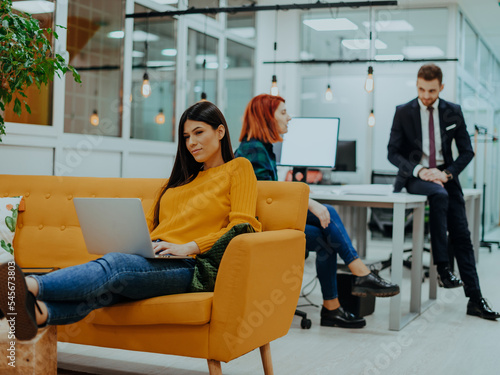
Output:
(300, 318), (312, 329)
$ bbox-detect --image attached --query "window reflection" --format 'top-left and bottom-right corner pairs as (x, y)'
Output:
(4, 0), (55, 126)
(301, 9), (372, 61)
(189, 0), (219, 19)
(464, 21), (477, 76)
(227, 0), (256, 40)
(375, 8), (448, 60)
(64, 0), (123, 136)
(131, 5), (176, 142)
(225, 39), (254, 149)
(479, 42), (491, 87)
(186, 29), (218, 105)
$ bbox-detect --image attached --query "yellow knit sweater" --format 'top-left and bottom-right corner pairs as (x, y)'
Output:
(146, 157), (262, 253)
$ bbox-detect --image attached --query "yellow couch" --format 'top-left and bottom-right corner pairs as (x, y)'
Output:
(1, 175), (309, 374)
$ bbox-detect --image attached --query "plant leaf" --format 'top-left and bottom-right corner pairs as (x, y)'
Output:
(13, 98), (21, 116)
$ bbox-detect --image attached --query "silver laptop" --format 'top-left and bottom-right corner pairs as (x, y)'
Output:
(73, 198), (191, 259)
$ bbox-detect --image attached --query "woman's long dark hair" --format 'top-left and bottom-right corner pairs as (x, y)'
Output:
(152, 101), (234, 229)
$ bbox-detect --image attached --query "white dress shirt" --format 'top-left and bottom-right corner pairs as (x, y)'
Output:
(413, 98), (445, 177)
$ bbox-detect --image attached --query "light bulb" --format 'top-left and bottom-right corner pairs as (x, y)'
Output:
(270, 75), (279, 96)
(90, 110), (99, 126)
(141, 72), (151, 98)
(368, 110), (376, 127)
(200, 92), (207, 102)
(155, 109), (165, 125)
(325, 84), (333, 101)
(365, 66), (374, 93)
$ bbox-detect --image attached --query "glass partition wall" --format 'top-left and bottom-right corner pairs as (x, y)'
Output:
(130, 4), (176, 142)
(298, 5), (500, 230)
(64, 0), (124, 136)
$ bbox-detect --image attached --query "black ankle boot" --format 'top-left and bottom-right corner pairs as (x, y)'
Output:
(352, 272), (400, 297)
(320, 306), (366, 328)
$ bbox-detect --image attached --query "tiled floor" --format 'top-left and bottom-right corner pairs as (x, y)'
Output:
(57, 227), (500, 374)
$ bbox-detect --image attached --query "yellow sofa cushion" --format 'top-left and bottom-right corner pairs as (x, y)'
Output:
(90, 292), (213, 326)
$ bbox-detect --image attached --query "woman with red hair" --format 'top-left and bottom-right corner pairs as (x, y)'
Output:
(236, 94), (399, 329)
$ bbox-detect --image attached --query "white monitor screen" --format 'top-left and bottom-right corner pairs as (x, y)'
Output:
(278, 117), (340, 168)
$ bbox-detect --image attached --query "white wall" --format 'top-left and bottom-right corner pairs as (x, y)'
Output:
(0, 145), (54, 175)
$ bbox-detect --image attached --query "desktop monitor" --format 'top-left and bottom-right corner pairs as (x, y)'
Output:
(276, 117), (340, 181)
(334, 140), (357, 172)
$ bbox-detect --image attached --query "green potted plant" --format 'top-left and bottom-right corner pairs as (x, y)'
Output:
(0, 0), (80, 141)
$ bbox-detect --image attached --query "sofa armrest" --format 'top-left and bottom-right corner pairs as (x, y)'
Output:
(208, 229), (306, 362)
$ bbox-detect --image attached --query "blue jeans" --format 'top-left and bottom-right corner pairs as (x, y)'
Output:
(30, 253), (196, 325)
(305, 204), (359, 300)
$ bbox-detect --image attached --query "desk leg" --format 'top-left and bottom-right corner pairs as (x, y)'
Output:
(429, 250), (437, 300)
(473, 196), (481, 262)
(465, 196), (477, 263)
(356, 207), (368, 259)
(389, 203), (405, 331)
(410, 204), (424, 314)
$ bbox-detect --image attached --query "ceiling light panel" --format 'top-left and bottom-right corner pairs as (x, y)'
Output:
(107, 30), (160, 42)
(342, 39), (388, 50)
(362, 20), (414, 32)
(375, 54), (405, 61)
(402, 46), (444, 58)
(303, 18), (359, 31)
(161, 49), (177, 56)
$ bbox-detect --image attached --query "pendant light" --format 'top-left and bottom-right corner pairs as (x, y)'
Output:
(368, 109), (375, 127)
(90, 89), (99, 126)
(365, 66), (374, 93)
(325, 63), (333, 101)
(141, 16), (152, 98)
(270, 75), (279, 96)
(325, 85), (333, 101)
(270, 11), (279, 96)
(141, 73), (151, 98)
(90, 110), (99, 126)
(155, 86), (165, 124)
(155, 109), (165, 125)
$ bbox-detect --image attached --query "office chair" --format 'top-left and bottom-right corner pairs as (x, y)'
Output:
(369, 171), (431, 278)
(295, 247), (314, 329)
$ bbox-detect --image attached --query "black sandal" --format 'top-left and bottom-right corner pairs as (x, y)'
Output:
(0, 262), (41, 340)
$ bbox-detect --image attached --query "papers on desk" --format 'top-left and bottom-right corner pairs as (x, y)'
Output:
(339, 184), (393, 195)
(310, 184), (394, 196)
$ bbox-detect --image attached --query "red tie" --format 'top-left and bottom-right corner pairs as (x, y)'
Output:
(428, 106), (436, 168)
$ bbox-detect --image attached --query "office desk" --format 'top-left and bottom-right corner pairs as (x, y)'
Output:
(309, 185), (428, 331)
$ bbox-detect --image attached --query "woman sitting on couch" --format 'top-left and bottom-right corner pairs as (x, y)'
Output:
(0, 101), (261, 341)
(235, 94), (399, 329)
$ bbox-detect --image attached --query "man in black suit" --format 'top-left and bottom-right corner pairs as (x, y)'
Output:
(388, 64), (499, 320)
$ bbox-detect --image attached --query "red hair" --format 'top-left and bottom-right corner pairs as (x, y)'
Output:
(239, 94), (285, 143)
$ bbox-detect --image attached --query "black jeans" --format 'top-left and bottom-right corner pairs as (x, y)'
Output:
(406, 177), (481, 298)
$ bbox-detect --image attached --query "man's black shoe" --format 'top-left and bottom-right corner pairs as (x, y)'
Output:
(437, 268), (463, 288)
(352, 272), (400, 297)
(320, 306), (366, 328)
(467, 298), (500, 320)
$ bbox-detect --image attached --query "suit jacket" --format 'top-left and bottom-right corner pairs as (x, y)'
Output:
(387, 98), (474, 192)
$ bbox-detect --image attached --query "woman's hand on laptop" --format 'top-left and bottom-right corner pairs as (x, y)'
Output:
(153, 241), (200, 256)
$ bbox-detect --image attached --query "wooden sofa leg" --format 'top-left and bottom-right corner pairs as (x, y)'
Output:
(207, 359), (222, 375)
(259, 343), (274, 375)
